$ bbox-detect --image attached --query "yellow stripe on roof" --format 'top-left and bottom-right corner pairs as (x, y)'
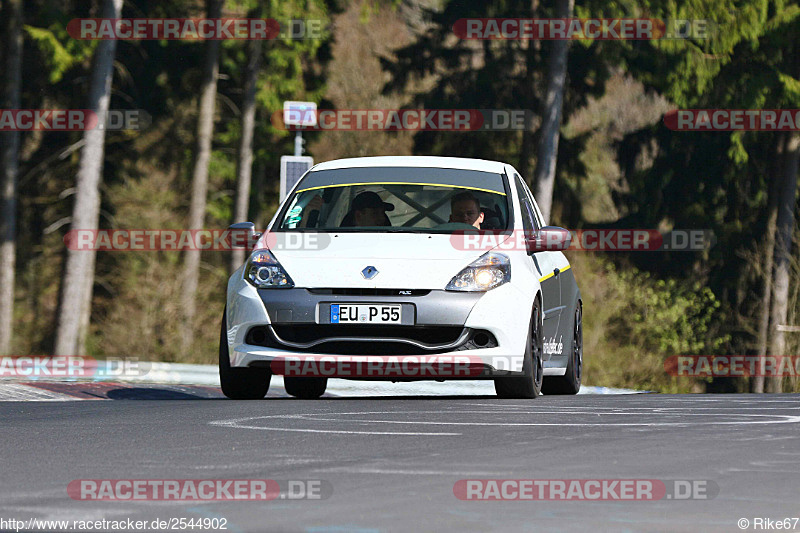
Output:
(539, 263), (571, 283)
(294, 181), (506, 196)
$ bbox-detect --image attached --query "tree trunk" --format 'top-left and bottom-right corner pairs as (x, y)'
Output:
(53, 0), (123, 356)
(518, 0), (540, 183)
(0, 0), (23, 355)
(181, 0), (223, 350)
(766, 132), (800, 393)
(532, 0), (573, 225)
(230, 36), (262, 272)
(753, 133), (785, 393)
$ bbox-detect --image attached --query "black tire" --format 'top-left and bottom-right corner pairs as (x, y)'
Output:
(495, 297), (543, 399)
(542, 303), (582, 395)
(219, 308), (270, 399)
(284, 377), (328, 399)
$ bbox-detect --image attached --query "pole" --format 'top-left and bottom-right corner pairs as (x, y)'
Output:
(294, 131), (303, 156)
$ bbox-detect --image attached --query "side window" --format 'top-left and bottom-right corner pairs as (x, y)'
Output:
(525, 189), (545, 229)
(514, 174), (539, 232)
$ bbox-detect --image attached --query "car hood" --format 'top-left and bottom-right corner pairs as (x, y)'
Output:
(266, 232), (511, 289)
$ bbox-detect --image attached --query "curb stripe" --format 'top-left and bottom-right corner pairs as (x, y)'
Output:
(0, 383), (77, 401)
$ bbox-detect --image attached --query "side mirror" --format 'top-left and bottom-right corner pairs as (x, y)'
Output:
(228, 222), (262, 250)
(527, 226), (571, 252)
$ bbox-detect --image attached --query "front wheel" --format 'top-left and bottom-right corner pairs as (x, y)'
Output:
(495, 298), (543, 399)
(219, 308), (271, 399)
(542, 303), (582, 395)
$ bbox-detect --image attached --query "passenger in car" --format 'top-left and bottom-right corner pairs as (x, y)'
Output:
(340, 191), (394, 227)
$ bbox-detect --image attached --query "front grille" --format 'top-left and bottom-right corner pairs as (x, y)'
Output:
(307, 288), (431, 297)
(245, 325), (497, 356)
(272, 324), (462, 344)
(281, 341), (448, 356)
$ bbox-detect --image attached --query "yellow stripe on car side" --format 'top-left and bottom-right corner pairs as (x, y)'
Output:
(539, 263), (571, 283)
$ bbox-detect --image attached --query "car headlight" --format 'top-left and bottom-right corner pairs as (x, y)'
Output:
(245, 250), (294, 289)
(446, 252), (510, 291)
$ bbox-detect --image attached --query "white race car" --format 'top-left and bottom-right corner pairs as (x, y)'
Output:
(220, 156), (582, 399)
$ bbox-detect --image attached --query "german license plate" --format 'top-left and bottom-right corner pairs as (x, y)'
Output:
(331, 304), (402, 324)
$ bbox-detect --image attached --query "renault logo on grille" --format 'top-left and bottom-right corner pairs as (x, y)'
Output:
(361, 266), (378, 279)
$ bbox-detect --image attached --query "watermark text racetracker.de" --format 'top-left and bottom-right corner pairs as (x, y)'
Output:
(666, 355), (800, 378)
(64, 229), (329, 251)
(67, 18), (327, 40)
(664, 109), (800, 131)
(68, 479), (332, 501)
(272, 108), (535, 131)
(0, 109), (151, 131)
(449, 229), (715, 252)
(269, 355), (530, 378)
(452, 18), (713, 40)
(0, 355), (147, 379)
(454, 479), (719, 501)
(63, 228), (714, 252)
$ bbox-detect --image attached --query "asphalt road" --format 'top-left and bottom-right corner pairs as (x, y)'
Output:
(2, 391), (800, 532)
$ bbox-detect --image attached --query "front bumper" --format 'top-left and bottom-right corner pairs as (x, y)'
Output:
(225, 270), (540, 378)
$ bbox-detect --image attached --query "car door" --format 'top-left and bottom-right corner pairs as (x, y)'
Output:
(512, 174), (561, 357)
(521, 176), (577, 363)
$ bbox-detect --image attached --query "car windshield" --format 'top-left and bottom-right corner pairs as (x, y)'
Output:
(277, 167), (510, 233)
